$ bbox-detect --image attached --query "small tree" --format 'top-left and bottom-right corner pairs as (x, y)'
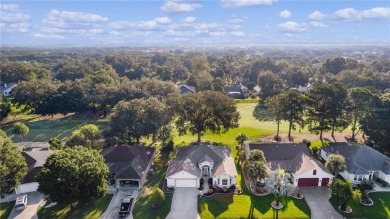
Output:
(78, 124), (100, 148)
(248, 149), (266, 161)
(328, 179), (361, 211)
(325, 154), (346, 178)
(151, 188), (165, 208)
(48, 137), (64, 150)
(11, 122), (29, 142)
(66, 130), (86, 147)
(235, 133), (249, 150)
(247, 160), (268, 186)
(265, 170), (295, 207)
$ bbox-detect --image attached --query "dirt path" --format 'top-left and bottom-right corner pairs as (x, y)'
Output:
(261, 132), (364, 143)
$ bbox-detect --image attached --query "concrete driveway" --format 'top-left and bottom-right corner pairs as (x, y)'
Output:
(99, 188), (138, 219)
(166, 188), (200, 219)
(300, 187), (342, 219)
(8, 192), (44, 219)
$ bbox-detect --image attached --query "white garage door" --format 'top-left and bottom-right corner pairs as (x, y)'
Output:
(175, 179), (197, 188)
(16, 183), (39, 194)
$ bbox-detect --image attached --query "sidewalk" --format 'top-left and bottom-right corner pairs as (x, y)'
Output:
(372, 182), (390, 192)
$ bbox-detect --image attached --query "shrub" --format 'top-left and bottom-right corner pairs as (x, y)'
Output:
(311, 147), (318, 155)
(162, 138), (174, 151)
(274, 135), (282, 142)
(222, 187), (228, 192)
(208, 188), (213, 194)
(358, 179), (373, 191)
(151, 188), (165, 207)
(249, 92), (257, 99)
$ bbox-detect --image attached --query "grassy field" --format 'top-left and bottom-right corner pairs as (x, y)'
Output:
(0, 201), (15, 219)
(329, 192), (390, 219)
(198, 165), (311, 219)
(37, 194), (113, 219)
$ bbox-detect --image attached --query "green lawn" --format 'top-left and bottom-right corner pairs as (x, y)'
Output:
(37, 194), (113, 219)
(198, 165), (311, 219)
(2, 115), (109, 143)
(0, 201), (15, 219)
(329, 192), (390, 219)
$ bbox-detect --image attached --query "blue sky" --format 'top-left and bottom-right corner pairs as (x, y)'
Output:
(1, 0), (389, 45)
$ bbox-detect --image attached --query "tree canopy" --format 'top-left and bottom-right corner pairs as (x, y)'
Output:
(0, 130), (27, 195)
(36, 146), (109, 203)
(11, 122), (29, 142)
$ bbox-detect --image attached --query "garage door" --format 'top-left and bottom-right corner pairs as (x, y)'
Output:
(16, 183), (39, 194)
(298, 178), (319, 186)
(175, 179), (197, 188)
(321, 178), (329, 186)
(120, 180), (139, 188)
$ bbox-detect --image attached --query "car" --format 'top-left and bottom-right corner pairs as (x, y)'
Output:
(14, 195), (28, 211)
(118, 195), (134, 217)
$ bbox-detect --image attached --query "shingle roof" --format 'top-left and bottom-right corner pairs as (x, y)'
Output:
(21, 149), (54, 183)
(0, 83), (17, 92)
(166, 143), (237, 178)
(179, 85), (196, 94)
(248, 142), (331, 177)
(102, 146), (155, 180)
(323, 143), (390, 174)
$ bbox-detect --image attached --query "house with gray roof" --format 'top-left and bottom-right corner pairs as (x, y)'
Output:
(0, 83), (17, 96)
(165, 143), (237, 188)
(321, 142), (390, 185)
(224, 83), (249, 98)
(16, 147), (53, 194)
(102, 146), (155, 189)
(178, 85), (196, 94)
(246, 142), (334, 187)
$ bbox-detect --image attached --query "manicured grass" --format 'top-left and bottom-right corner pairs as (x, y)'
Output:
(132, 193), (173, 219)
(0, 201), (15, 219)
(2, 116), (109, 142)
(329, 192), (390, 219)
(37, 194), (113, 219)
(198, 165), (310, 219)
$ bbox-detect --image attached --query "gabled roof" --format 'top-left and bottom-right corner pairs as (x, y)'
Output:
(21, 149), (54, 183)
(179, 85), (196, 94)
(323, 143), (390, 174)
(166, 143), (237, 178)
(224, 83), (248, 94)
(247, 142), (331, 177)
(0, 83), (17, 92)
(102, 146), (155, 180)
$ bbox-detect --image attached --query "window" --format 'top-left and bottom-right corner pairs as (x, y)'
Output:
(354, 175), (357, 181)
(230, 178), (232, 184)
(218, 178), (220, 184)
(313, 170), (317, 175)
(222, 179), (228, 186)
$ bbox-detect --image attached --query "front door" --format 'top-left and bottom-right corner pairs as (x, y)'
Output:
(203, 166), (209, 177)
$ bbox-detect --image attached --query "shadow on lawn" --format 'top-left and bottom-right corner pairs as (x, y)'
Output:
(205, 194), (233, 218)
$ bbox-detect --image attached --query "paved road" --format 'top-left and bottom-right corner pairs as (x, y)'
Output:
(8, 192), (44, 219)
(300, 187), (342, 219)
(166, 188), (200, 219)
(99, 188), (138, 219)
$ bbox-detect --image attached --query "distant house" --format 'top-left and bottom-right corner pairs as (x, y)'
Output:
(253, 85), (261, 96)
(289, 83), (312, 93)
(0, 83), (17, 96)
(321, 142), (390, 185)
(102, 146), (155, 189)
(165, 143), (237, 188)
(178, 85), (196, 94)
(245, 142), (334, 186)
(16, 147), (53, 194)
(224, 83), (249, 98)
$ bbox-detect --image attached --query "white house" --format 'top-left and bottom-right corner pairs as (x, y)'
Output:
(165, 143), (237, 188)
(16, 148), (53, 194)
(246, 142), (334, 187)
(321, 142), (390, 185)
(0, 83), (17, 96)
(102, 146), (155, 189)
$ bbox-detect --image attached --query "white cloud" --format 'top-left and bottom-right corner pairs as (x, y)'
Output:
(0, 4), (19, 11)
(333, 7), (390, 21)
(183, 16), (196, 23)
(278, 21), (306, 32)
(210, 31), (226, 37)
(333, 8), (360, 20)
(109, 20), (159, 30)
(44, 9), (108, 27)
(229, 18), (245, 24)
(33, 33), (65, 39)
(0, 4), (30, 33)
(279, 10), (291, 18)
(231, 31), (245, 36)
(221, 0), (276, 8)
(309, 21), (327, 28)
(308, 11), (326, 20)
(154, 17), (171, 24)
(161, 1), (201, 13)
(361, 7), (390, 19)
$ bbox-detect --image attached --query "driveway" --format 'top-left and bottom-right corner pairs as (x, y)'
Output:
(300, 187), (342, 219)
(8, 192), (44, 219)
(166, 188), (200, 219)
(99, 188), (139, 219)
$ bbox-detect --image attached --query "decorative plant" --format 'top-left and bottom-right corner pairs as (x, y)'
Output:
(328, 179), (361, 211)
(265, 170), (295, 207)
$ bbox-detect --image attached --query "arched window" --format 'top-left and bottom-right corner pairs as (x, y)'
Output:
(313, 170), (317, 175)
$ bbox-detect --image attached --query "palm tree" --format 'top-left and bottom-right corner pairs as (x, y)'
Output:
(247, 160), (268, 188)
(235, 133), (249, 150)
(248, 149), (266, 161)
(325, 154), (346, 178)
(265, 170), (295, 207)
(11, 122), (29, 142)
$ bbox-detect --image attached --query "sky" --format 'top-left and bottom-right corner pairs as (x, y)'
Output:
(0, 0), (389, 46)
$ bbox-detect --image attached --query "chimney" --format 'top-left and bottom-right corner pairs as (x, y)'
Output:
(4, 83), (7, 88)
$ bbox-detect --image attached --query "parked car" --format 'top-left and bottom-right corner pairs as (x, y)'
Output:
(14, 195), (28, 211)
(119, 195), (134, 217)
